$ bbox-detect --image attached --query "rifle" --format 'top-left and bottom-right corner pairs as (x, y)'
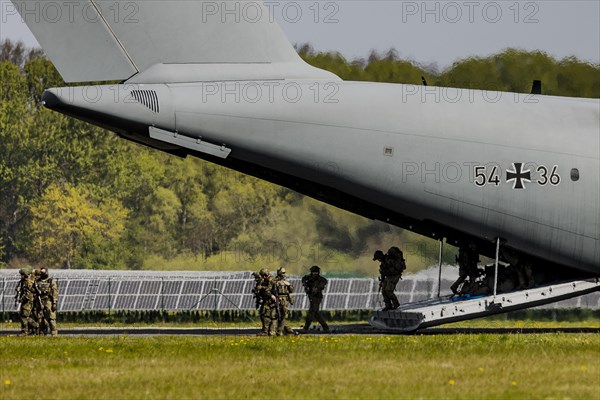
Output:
(378, 262), (385, 293)
(14, 281), (21, 307)
(251, 272), (262, 309)
(32, 281), (44, 312)
(273, 281), (282, 322)
(303, 273), (321, 295)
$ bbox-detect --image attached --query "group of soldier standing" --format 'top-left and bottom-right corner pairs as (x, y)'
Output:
(15, 266), (59, 336)
(253, 265), (329, 335)
(252, 249), (409, 335)
(13, 243), (532, 337)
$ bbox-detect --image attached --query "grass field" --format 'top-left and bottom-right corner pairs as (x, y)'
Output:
(1, 333), (599, 399)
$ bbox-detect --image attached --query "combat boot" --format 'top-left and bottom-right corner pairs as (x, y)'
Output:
(284, 327), (297, 336)
(51, 331), (58, 337)
(17, 331), (28, 337)
(300, 322), (311, 333)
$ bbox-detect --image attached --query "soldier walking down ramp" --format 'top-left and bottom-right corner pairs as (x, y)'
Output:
(274, 267), (296, 336)
(255, 268), (276, 336)
(451, 242), (480, 296)
(301, 265), (330, 333)
(374, 247), (404, 311)
(34, 267), (59, 336)
(15, 266), (39, 336)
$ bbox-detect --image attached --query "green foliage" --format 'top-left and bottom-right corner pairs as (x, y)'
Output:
(29, 183), (128, 268)
(433, 49), (600, 97)
(300, 46), (600, 98)
(23, 55), (64, 103)
(1, 41), (598, 273)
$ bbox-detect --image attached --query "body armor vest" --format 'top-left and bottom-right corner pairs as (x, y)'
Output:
(37, 278), (53, 298)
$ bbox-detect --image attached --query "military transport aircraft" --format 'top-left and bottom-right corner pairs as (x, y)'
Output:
(11, 0), (599, 330)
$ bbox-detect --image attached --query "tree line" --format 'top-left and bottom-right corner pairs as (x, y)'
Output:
(1, 39), (598, 275)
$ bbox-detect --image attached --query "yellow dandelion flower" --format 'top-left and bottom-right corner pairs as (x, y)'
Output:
(64, 351), (68, 356)
(580, 365), (588, 371)
(98, 347), (104, 351)
(4, 379), (11, 386)
(478, 368), (484, 373)
(448, 379), (455, 385)
(511, 381), (517, 386)
(105, 349), (113, 353)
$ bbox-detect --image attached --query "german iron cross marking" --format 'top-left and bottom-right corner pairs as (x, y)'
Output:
(506, 163), (531, 189)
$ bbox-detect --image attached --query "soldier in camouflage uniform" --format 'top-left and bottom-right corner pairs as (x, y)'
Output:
(255, 268), (276, 336)
(501, 247), (535, 290)
(273, 267), (296, 336)
(451, 242), (480, 296)
(15, 266), (39, 336)
(35, 267), (59, 336)
(301, 265), (329, 333)
(373, 249), (402, 311)
(251, 271), (262, 310)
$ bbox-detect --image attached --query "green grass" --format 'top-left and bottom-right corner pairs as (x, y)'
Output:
(1, 334), (599, 399)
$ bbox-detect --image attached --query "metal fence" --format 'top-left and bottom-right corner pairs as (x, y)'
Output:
(1, 268), (599, 313)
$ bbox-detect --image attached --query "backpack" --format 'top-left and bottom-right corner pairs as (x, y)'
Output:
(387, 246), (406, 275)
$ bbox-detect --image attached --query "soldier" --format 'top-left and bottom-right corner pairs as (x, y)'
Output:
(251, 271), (263, 310)
(374, 248), (403, 311)
(301, 265), (329, 333)
(501, 247), (535, 290)
(34, 267), (59, 336)
(273, 267), (296, 336)
(255, 268), (276, 336)
(15, 266), (39, 336)
(451, 242), (480, 296)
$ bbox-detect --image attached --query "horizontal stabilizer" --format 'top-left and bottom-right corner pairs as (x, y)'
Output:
(10, 0), (337, 82)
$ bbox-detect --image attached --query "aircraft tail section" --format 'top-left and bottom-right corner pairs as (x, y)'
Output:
(11, 0), (338, 83)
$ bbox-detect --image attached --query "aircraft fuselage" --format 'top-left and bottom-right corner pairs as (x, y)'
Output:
(42, 80), (600, 273)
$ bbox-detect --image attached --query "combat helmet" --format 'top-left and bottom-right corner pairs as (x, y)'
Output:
(373, 250), (385, 261)
(277, 267), (286, 276)
(19, 266), (33, 276)
(259, 268), (270, 276)
(309, 265), (320, 273)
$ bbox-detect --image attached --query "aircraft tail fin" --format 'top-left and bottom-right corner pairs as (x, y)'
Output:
(10, 0), (338, 83)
